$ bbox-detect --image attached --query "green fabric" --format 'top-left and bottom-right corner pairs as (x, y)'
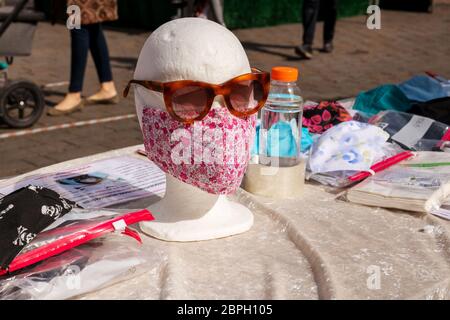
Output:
(224, 0), (369, 29)
(353, 85), (412, 116)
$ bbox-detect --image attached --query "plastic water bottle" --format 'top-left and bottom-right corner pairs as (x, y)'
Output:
(259, 66), (304, 167)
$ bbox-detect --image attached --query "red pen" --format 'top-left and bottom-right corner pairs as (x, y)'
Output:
(425, 71), (448, 83)
(435, 128), (450, 150)
(348, 151), (414, 182)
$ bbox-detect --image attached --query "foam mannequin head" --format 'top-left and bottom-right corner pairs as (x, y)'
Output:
(133, 18), (255, 241)
(134, 18), (251, 123)
(134, 18), (256, 195)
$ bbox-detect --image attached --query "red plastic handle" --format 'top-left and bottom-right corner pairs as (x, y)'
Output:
(348, 151), (414, 182)
(0, 209), (153, 276)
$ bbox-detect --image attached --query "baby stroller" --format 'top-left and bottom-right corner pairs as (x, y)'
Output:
(0, 0), (45, 128)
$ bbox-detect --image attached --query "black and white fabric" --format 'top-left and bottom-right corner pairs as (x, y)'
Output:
(0, 185), (78, 269)
(410, 97), (450, 126)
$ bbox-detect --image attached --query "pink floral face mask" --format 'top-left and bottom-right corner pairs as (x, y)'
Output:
(142, 106), (256, 195)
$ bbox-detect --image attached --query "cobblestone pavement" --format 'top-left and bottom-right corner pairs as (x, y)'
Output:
(0, 4), (449, 178)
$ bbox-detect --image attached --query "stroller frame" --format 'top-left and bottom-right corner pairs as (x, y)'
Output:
(0, 0), (45, 129)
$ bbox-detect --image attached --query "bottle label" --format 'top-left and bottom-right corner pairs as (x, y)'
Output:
(268, 93), (302, 102)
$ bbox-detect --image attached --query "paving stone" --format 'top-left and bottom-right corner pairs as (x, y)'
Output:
(0, 5), (449, 178)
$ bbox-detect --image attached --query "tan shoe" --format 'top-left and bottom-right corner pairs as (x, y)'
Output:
(85, 94), (119, 105)
(47, 101), (84, 116)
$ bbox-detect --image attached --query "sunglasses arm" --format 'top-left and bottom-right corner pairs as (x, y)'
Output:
(123, 83), (132, 98)
(251, 67), (263, 73)
(123, 80), (164, 98)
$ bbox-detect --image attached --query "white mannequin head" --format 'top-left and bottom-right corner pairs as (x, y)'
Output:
(134, 18), (251, 125)
(132, 18), (256, 241)
(133, 17), (257, 196)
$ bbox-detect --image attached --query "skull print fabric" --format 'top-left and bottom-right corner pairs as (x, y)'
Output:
(0, 186), (78, 269)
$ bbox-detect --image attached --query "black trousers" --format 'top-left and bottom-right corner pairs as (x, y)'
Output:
(302, 0), (338, 46)
(69, 23), (113, 93)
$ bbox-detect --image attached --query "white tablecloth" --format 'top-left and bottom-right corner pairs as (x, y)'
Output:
(2, 146), (449, 299)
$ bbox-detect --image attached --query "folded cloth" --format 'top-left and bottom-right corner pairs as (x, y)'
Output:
(301, 128), (314, 152)
(0, 186), (78, 270)
(398, 75), (449, 102)
(353, 84), (412, 116)
(410, 97), (450, 126)
(303, 101), (352, 134)
(267, 121), (299, 157)
(308, 121), (390, 174)
(252, 122), (313, 156)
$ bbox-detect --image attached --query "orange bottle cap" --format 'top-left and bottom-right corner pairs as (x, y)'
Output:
(271, 66), (299, 82)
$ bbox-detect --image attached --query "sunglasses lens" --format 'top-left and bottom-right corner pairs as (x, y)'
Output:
(172, 86), (208, 121)
(229, 80), (265, 114)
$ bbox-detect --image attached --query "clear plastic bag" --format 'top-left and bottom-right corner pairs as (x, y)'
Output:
(306, 170), (360, 188)
(0, 209), (158, 300)
(368, 110), (449, 151)
(345, 151), (450, 217)
(0, 234), (154, 300)
(307, 143), (404, 188)
(0, 209), (152, 276)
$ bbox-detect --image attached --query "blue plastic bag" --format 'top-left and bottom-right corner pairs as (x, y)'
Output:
(398, 75), (449, 102)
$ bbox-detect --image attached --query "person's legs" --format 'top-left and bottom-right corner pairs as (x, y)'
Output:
(322, 0), (338, 52)
(209, 0), (226, 26)
(302, 0), (320, 46)
(69, 26), (90, 93)
(49, 26), (89, 115)
(295, 0), (320, 59)
(86, 23), (118, 103)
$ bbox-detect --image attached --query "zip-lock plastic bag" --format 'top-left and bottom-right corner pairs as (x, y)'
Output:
(0, 209), (157, 300)
(346, 152), (450, 219)
(307, 143), (404, 188)
(368, 110), (450, 151)
(0, 209), (153, 276)
(0, 234), (161, 300)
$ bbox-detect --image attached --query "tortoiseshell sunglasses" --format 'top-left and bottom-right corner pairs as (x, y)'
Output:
(123, 68), (270, 124)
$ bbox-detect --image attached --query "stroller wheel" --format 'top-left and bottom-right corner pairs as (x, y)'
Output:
(0, 80), (45, 128)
